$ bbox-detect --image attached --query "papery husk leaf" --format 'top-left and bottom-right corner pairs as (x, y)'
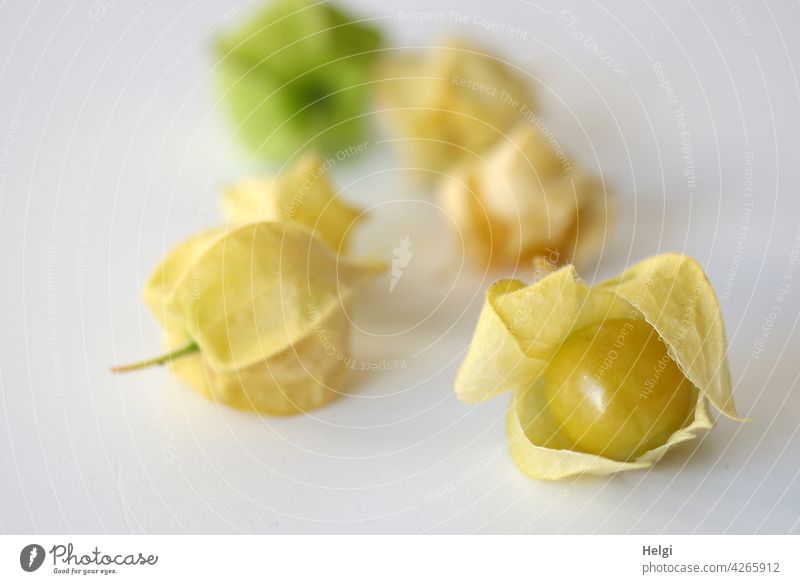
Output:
(222, 153), (363, 253)
(163, 307), (351, 415)
(595, 253), (740, 420)
(166, 222), (372, 370)
(377, 38), (532, 174)
(142, 228), (224, 332)
(439, 123), (611, 267)
(454, 279), (536, 404)
(455, 267), (587, 403)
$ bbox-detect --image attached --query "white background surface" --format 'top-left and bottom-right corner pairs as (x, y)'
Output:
(1, 0), (799, 534)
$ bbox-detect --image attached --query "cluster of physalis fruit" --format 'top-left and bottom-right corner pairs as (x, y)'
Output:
(114, 0), (742, 480)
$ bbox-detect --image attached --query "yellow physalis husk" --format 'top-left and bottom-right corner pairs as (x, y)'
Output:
(440, 123), (611, 268)
(377, 38), (533, 176)
(222, 152), (363, 254)
(455, 253), (742, 480)
(143, 222), (379, 416)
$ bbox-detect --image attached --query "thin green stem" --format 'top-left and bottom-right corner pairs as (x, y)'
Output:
(111, 341), (199, 373)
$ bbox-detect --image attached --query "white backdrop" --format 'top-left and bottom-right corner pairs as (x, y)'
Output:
(1, 0), (799, 534)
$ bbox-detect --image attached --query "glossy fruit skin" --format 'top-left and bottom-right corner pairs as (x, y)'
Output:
(544, 318), (694, 461)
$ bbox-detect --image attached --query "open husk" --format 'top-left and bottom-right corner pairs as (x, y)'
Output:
(455, 253), (741, 479)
